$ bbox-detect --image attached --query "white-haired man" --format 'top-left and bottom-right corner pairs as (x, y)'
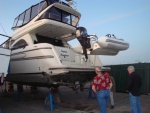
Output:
(127, 66), (142, 113)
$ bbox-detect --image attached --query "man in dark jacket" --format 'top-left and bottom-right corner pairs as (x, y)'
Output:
(127, 66), (142, 113)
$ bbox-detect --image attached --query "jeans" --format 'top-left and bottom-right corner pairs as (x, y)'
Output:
(129, 93), (142, 113)
(97, 90), (110, 113)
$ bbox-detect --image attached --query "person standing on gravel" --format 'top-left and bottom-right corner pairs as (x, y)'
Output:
(127, 66), (142, 113)
(92, 67), (113, 113)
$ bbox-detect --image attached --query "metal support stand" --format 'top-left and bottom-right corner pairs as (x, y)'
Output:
(14, 85), (23, 101)
(44, 92), (57, 111)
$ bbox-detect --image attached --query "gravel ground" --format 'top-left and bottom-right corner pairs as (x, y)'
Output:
(0, 85), (149, 113)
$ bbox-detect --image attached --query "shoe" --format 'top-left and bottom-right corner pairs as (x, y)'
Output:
(110, 105), (114, 109)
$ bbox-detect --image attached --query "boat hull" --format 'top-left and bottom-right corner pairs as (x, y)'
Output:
(6, 70), (95, 87)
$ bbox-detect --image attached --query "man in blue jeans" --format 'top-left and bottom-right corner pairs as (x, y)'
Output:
(127, 66), (142, 113)
(92, 67), (112, 113)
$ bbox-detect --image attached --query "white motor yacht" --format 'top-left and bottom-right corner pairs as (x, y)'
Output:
(6, 0), (129, 88)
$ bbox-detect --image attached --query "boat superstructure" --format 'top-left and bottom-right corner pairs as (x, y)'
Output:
(6, 0), (129, 88)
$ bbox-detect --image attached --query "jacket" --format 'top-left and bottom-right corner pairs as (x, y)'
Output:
(127, 72), (142, 96)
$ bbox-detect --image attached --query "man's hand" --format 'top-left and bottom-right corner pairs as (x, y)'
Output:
(92, 85), (97, 94)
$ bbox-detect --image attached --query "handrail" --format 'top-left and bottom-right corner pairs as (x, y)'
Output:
(0, 34), (12, 46)
(88, 34), (98, 42)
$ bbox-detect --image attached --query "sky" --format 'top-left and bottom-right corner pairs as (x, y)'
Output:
(0, 0), (150, 65)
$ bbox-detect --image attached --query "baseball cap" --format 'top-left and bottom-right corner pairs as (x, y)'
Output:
(95, 67), (101, 71)
(100, 67), (111, 71)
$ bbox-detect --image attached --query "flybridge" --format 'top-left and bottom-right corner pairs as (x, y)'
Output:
(12, 1), (48, 29)
(12, 0), (75, 29)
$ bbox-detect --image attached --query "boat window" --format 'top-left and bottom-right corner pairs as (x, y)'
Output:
(36, 35), (64, 47)
(12, 39), (28, 50)
(12, 17), (19, 28)
(62, 12), (70, 24)
(23, 8), (31, 24)
(71, 15), (79, 26)
(31, 4), (39, 20)
(17, 13), (25, 26)
(12, 1), (48, 29)
(48, 7), (61, 21)
(40, 7), (79, 27)
(39, 1), (48, 12)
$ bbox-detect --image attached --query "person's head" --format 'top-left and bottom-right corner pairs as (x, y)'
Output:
(95, 67), (100, 74)
(127, 66), (135, 75)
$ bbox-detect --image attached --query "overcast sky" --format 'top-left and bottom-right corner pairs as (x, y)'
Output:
(0, 0), (150, 65)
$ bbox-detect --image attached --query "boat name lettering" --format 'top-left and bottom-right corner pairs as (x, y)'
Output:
(61, 50), (67, 53)
(60, 54), (69, 57)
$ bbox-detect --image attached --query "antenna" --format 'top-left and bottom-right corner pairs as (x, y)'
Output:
(65, 0), (77, 10)
(0, 22), (7, 35)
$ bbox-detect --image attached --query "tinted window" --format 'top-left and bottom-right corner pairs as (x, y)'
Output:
(36, 35), (64, 47)
(39, 1), (48, 12)
(12, 1), (48, 28)
(31, 4), (39, 20)
(17, 13), (25, 26)
(49, 7), (61, 21)
(40, 7), (79, 27)
(23, 8), (31, 24)
(12, 17), (19, 28)
(13, 39), (28, 49)
(62, 12), (70, 24)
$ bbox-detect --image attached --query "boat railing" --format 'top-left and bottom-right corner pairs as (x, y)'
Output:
(106, 34), (124, 41)
(59, 0), (77, 10)
(0, 34), (12, 49)
(88, 34), (98, 43)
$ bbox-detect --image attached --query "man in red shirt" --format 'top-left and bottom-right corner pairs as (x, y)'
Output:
(92, 67), (112, 113)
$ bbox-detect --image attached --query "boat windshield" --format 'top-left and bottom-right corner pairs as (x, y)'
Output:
(39, 6), (79, 27)
(12, 1), (48, 29)
(12, 0), (73, 29)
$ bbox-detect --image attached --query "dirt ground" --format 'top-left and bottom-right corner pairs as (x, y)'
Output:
(0, 84), (149, 113)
